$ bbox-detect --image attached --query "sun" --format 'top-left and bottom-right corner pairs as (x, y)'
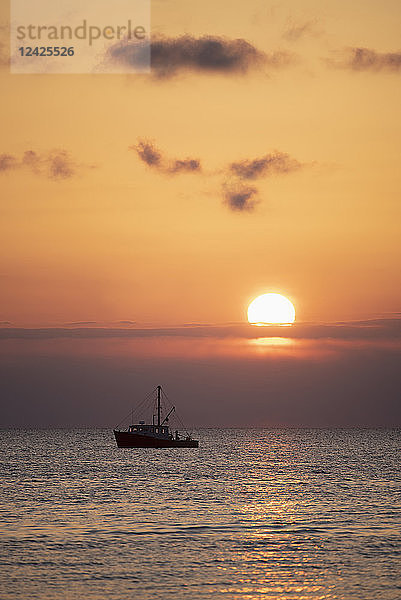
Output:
(247, 293), (296, 325)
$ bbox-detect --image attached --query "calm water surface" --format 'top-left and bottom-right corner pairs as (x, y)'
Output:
(0, 429), (400, 599)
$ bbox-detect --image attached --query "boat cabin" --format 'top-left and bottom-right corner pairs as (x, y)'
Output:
(128, 424), (171, 438)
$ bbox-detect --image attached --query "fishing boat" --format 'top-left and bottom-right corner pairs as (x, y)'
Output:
(113, 385), (199, 448)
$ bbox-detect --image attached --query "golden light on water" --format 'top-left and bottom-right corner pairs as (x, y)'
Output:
(247, 293), (296, 325)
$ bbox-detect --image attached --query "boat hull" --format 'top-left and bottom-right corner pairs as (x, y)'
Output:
(114, 430), (199, 448)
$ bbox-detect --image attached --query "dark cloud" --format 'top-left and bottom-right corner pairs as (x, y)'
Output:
(64, 321), (98, 327)
(223, 151), (303, 211)
(131, 139), (201, 175)
(1, 342), (400, 427)
(222, 182), (259, 212)
(1, 320), (400, 427)
(229, 152), (302, 180)
(133, 140), (162, 168)
(131, 139), (304, 213)
(0, 154), (17, 171)
(151, 36), (264, 77)
(283, 20), (321, 42)
(107, 35), (294, 78)
(0, 149), (91, 180)
(333, 47), (401, 72)
(64, 320), (137, 327)
(2, 318), (399, 342)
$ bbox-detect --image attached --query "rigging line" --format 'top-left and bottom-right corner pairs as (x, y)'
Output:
(175, 412), (191, 437)
(126, 397), (150, 423)
(114, 386), (158, 428)
(160, 388), (174, 418)
(115, 409), (135, 430)
(131, 386), (158, 415)
(162, 387), (191, 436)
(131, 390), (155, 416)
(130, 397), (155, 424)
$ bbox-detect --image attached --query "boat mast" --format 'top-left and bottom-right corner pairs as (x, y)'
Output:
(157, 385), (161, 427)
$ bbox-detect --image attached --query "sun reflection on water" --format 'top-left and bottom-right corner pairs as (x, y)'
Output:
(253, 322), (294, 328)
(250, 337), (294, 347)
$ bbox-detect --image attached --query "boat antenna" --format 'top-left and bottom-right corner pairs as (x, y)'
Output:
(157, 385), (161, 427)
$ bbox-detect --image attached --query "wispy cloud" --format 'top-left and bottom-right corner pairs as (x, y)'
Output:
(48, 151), (76, 179)
(131, 139), (202, 175)
(283, 20), (322, 42)
(169, 158), (202, 174)
(0, 25), (8, 68)
(0, 40), (8, 67)
(330, 47), (401, 72)
(0, 149), (93, 180)
(106, 35), (295, 78)
(229, 152), (302, 180)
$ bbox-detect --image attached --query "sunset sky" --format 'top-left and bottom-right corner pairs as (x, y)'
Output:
(1, 0), (400, 427)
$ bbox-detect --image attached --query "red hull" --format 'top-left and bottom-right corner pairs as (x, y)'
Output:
(114, 430), (199, 448)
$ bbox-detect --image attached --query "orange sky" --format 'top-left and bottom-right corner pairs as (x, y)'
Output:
(1, 0), (401, 327)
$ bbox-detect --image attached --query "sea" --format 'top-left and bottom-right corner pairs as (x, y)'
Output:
(0, 428), (400, 600)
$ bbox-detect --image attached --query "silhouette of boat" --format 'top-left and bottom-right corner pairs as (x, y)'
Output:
(113, 385), (199, 448)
